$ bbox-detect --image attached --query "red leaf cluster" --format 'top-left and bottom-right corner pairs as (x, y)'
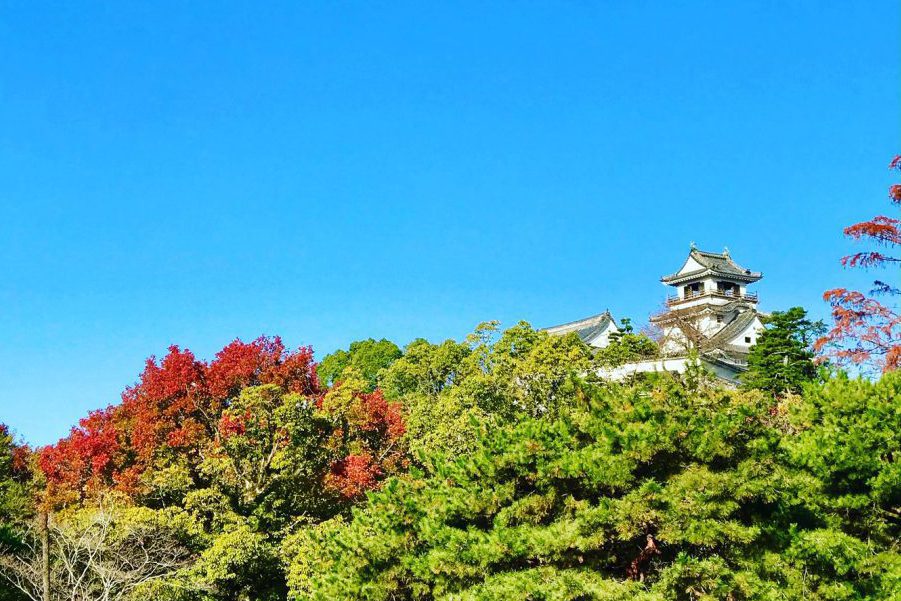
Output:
(346, 389), (406, 440)
(325, 453), (381, 499)
(816, 155), (901, 373)
(841, 216), (901, 269)
(320, 386), (406, 499)
(10, 445), (31, 476)
(39, 408), (123, 502)
(218, 412), (248, 439)
(890, 184), (901, 204)
(1, 424), (32, 481)
(39, 336), (320, 506)
(815, 288), (901, 373)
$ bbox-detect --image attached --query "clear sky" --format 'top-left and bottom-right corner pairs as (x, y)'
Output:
(1, 2), (898, 445)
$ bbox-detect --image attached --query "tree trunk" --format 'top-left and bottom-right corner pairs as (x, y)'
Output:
(627, 535), (659, 582)
(41, 511), (50, 601)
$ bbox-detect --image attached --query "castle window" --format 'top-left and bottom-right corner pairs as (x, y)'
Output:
(717, 281), (738, 296)
(684, 282), (702, 298)
(744, 336), (752, 343)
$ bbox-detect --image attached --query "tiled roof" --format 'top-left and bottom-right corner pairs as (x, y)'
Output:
(651, 298), (756, 324)
(543, 311), (615, 344)
(707, 310), (758, 347)
(701, 351), (750, 372)
(662, 249), (762, 284)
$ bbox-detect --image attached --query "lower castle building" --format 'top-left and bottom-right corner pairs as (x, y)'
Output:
(545, 246), (765, 384)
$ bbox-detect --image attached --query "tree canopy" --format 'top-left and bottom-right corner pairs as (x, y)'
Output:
(0, 426), (32, 601)
(742, 306), (822, 394)
(816, 155), (901, 373)
(317, 339), (403, 391)
(286, 373), (901, 600)
(594, 319), (659, 368)
(2, 317), (899, 600)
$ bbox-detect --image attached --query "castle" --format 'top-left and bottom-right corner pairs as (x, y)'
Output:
(544, 245), (764, 383)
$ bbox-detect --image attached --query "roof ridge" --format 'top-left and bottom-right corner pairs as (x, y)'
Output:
(707, 310), (757, 346)
(542, 310), (613, 332)
(663, 247), (761, 283)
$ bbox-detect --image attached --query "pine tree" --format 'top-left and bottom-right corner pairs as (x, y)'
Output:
(285, 373), (901, 600)
(742, 307), (821, 394)
(594, 318), (659, 368)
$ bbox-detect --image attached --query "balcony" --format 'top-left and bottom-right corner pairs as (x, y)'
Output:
(666, 290), (758, 307)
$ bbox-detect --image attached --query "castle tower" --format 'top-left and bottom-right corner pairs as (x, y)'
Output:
(652, 246), (764, 359)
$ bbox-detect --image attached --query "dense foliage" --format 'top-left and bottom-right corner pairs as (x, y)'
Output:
(381, 322), (592, 461)
(3, 337), (406, 601)
(0, 426), (31, 601)
(742, 307), (822, 395)
(318, 338), (403, 391)
(285, 374), (901, 600)
(594, 319), (659, 368)
(2, 315), (899, 600)
(0, 426), (28, 542)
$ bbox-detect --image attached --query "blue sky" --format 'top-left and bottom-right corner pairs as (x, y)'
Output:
(1, 2), (898, 445)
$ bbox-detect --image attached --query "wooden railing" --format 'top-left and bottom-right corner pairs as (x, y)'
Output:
(667, 291), (758, 307)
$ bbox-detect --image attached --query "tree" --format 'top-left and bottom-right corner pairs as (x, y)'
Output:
(0, 425), (32, 601)
(317, 339), (402, 391)
(380, 322), (593, 460)
(34, 335), (407, 600)
(201, 385), (332, 520)
(0, 499), (194, 601)
(815, 155), (901, 373)
(0, 425), (31, 538)
(594, 318), (659, 368)
(742, 307), (822, 394)
(39, 337), (320, 508)
(318, 373), (407, 500)
(285, 373), (901, 600)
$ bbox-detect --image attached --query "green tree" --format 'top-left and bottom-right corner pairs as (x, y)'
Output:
(742, 307), (822, 394)
(285, 373), (901, 600)
(0, 426), (24, 539)
(31, 336), (405, 601)
(0, 425), (30, 601)
(180, 380), (405, 600)
(594, 318), (659, 368)
(200, 385), (332, 524)
(381, 322), (592, 460)
(318, 339), (402, 391)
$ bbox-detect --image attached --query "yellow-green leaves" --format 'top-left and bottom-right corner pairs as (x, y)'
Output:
(286, 372), (901, 600)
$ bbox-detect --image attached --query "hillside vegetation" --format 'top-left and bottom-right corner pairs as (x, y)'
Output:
(0, 320), (899, 600)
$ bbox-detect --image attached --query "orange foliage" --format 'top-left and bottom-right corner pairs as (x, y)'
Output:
(325, 453), (382, 499)
(39, 335), (405, 509)
(39, 336), (320, 506)
(816, 156), (901, 373)
(319, 384), (407, 499)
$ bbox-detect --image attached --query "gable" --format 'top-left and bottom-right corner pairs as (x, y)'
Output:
(583, 319), (619, 348)
(726, 315), (765, 347)
(543, 312), (618, 348)
(677, 255), (705, 275)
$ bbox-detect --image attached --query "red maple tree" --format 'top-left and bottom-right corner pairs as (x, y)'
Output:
(39, 336), (322, 506)
(319, 384), (406, 499)
(1, 423), (32, 482)
(39, 335), (406, 508)
(815, 155), (901, 372)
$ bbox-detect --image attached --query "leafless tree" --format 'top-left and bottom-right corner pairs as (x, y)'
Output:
(0, 500), (192, 601)
(650, 302), (711, 356)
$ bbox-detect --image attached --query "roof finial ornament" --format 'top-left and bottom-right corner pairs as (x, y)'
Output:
(722, 246), (730, 257)
(689, 241), (697, 250)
